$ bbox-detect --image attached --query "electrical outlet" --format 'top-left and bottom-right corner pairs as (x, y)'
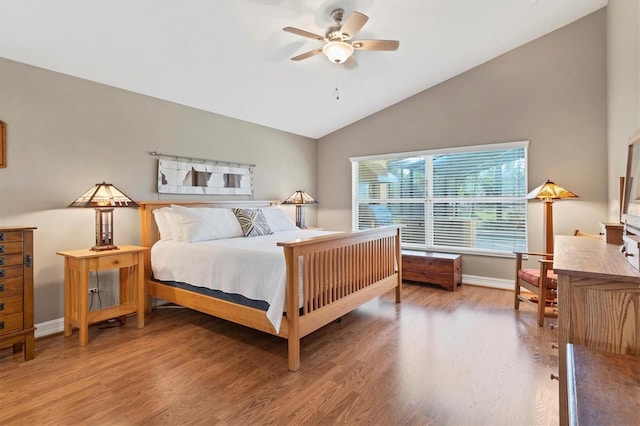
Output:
(89, 287), (98, 294)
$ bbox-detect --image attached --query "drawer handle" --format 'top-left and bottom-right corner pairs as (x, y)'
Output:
(625, 252), (634, 257)
(0, 283), (4, 291)
(0, 321), (4, 329)
(0, 270), (4, 278)
(0, 303), (3, 311)
(0, 233), (4, 241)
(0, 258), (4, 266)
(550, 374), (559, 381)
(0, 245), (4, 253)
(25, 254), (32, 267)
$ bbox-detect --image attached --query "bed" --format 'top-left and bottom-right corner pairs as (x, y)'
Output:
(138, 200), (402, 371)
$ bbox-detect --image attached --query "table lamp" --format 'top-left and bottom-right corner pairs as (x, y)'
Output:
(527, 179), (578, 256)
(281, 190), (318, 229)
(68, 182), (139, 251)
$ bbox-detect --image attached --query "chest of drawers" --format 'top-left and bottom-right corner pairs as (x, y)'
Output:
(554, 235), (640, 425)
(0, 227), (36, 360)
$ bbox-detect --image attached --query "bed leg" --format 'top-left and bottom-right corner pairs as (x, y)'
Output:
(288, 337), (300, 372)
(396, 280), (402, 303)
(283, 247), (301, 371)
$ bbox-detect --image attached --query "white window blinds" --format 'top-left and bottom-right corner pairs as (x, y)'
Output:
(351, 142), (528, 256)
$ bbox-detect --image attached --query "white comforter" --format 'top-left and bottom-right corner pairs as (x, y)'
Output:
(151, 230), (335, 332)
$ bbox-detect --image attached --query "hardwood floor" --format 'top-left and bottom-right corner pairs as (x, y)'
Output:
(0, 284), (559, 425)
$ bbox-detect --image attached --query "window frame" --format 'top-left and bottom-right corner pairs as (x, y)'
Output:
(351, 141), (529, 257)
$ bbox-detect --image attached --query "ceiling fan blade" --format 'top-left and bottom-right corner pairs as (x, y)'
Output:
(291, 48), (323, 61)
(352, 39), (399, 51)
(283, 26), (326, 41)
(340, 11), (368, 39)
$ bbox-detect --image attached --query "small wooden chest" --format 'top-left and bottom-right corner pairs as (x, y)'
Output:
(402, 250), (462, 291)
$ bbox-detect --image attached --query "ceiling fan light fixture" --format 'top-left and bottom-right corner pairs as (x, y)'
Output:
(322, 41), (354, 64)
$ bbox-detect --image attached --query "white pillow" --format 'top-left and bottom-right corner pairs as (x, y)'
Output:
(261, 206), (299, 232)
(170, 205), (244, 242)
(152, 207), (176, 240)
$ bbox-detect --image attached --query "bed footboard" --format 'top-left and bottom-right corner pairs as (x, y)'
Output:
(138, 201), (402, 372)
(278, 226), (402, 371)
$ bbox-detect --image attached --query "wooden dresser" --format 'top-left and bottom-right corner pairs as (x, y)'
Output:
(553, 235), (640, 425)
(0, 226), (36, 360)
(566, 344), (640, 426)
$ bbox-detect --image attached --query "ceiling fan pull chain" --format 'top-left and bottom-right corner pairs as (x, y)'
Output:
(335, 63), (340, 100)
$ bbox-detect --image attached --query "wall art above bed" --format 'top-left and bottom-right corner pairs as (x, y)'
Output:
(153, 152), (254, 195)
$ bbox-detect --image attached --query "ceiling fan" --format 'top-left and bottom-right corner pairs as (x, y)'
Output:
(283, 8), (399, 65)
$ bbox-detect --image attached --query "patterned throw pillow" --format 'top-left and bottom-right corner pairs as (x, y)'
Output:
(233, 208), (273, 237)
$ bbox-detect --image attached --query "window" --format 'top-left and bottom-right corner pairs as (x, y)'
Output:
(351, 141), (528, 256)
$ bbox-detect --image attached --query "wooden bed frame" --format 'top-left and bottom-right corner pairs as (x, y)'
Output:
(138, 200), (402, 371)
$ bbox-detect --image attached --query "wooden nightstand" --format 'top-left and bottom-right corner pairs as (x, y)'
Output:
(56, 245), (148, 346)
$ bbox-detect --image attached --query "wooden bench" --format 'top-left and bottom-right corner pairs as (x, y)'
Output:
(401, 250), (462, 291)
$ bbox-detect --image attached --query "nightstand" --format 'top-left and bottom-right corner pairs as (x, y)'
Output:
(56, 245), (148, 346)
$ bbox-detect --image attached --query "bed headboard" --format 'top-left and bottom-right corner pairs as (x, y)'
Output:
(138, 200), (278, 286)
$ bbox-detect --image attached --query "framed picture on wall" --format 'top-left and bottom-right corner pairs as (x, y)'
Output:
(0, 120), (6, 168)
(157, 158), (253, 195)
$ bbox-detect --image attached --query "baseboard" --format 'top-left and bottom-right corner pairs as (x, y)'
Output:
(35, 318), (65, 338)
(463, 274), (513, 291)
(34, 278), (511, 336)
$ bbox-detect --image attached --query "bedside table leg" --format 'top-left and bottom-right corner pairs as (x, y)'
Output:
(135, 255), (145, 329)
(78, 260), (89, 346)
(119, 267), (130, 326)
(63, 258), (73, 337)
(24, 333), (34, 360)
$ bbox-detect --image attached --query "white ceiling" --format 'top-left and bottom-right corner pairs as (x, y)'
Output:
(0, 0), (607, 139)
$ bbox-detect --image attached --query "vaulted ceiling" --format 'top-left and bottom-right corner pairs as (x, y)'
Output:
(0, 0), (607, 139)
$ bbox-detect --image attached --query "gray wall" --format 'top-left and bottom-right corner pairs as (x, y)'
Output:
(607, 0), (640, 217)
(1, 4), (631, 325)
(0, 58), (316, 323)
(317, 9), (608, 281)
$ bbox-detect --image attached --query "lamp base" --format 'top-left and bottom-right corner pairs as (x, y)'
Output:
(295, 205), (306, 229)
(90, 244), (119, 252)
(93, 208), (116, 251)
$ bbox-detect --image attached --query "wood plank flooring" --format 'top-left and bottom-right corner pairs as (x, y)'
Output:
(0, 284), (559, 425)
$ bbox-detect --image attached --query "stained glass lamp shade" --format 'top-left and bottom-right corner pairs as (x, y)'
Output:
(281, 190), (318, 229)
(68, 182), (138, 251)
(526, 180), (578, 255)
